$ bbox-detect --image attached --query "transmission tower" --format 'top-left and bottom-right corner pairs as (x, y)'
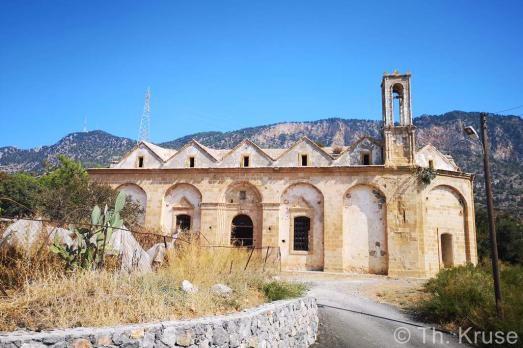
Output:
(138, 87), (151, 142)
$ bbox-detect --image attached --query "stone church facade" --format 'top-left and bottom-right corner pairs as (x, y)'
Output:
(88, 73), (477, 277)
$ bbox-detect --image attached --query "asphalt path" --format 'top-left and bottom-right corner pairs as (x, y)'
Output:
(304, 278), (470, 348)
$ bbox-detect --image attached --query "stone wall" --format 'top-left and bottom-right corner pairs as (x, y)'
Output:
(0, 297), (318, 348)
(88, 165), (476, 277)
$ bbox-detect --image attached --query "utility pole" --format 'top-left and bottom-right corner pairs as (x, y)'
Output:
(480, 112), (504, 319)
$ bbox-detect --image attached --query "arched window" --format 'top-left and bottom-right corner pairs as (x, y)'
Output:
(231, 214), (253, 246)
(176, 214), (191, 231)
(293, 216), (310, 251)
(392, 83), (404, 125)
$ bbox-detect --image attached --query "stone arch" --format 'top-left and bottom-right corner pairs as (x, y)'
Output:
(222, 181), (262, 204)
(222, 182), (263, 247)
(116, 183), (147, 225)
(392, 83), (404, 125)
(425, 185), (469, 274)
(343, 184), (388, 275)
(162, 183), (202, 234)
(280, 182), (324, 271)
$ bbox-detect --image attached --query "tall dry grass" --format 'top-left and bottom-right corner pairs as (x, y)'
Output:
(0, 236), (283, 331)
(0, 231), (62, 293)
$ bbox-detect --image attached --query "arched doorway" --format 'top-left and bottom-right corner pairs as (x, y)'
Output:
(231, 214), (253, 247)
(222, 182), (262, 247)
(343, 185), (387, 275)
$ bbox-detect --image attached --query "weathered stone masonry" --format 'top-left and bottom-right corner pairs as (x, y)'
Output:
(0, 297), (318, 348)
(87, 72), (478, 277)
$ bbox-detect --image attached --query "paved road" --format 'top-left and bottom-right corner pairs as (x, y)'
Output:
(296, 277), (469, 348)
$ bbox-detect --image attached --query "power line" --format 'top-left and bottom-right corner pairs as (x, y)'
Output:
(494, 104), (523, 114)
(317, 303), (455, 335)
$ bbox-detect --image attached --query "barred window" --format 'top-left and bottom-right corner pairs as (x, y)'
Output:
(293, 216), (310, 251)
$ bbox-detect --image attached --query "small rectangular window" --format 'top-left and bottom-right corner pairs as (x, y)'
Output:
(242, 155), (250, 167)
(239, 190), (247, 200)
(138, 156), (144, 168)
(428, 160), (434, 170)
(189, 156), (195, 168)
(362, 153), (370, 165)
(301, 154), (308, 166)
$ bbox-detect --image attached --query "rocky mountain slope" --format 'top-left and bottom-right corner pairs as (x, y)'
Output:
(0, 131), (135, 173)
(1, 111), (522, 217)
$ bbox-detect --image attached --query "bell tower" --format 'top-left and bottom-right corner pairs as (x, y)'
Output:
(382, 71), (416, 166)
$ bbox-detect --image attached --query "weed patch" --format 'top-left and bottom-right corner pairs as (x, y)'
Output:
(416, 264), (523, 346)
(262, 280), (308, 301)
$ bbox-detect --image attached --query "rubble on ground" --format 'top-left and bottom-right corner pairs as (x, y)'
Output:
(1, 219), (169, 273)
(1, 219), (73, 250)
(181, 280), (198, 293)
(211, 283), (233, 295)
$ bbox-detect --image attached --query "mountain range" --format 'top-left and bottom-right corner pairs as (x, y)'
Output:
(1, 111), (522, 219)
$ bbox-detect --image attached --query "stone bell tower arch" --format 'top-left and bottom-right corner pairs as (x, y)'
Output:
(381, 71), (416, 166)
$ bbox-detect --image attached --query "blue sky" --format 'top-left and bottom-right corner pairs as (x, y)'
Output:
(0, 0), (522, 148)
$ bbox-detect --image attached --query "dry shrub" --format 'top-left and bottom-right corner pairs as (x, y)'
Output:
(0, 224), (121, 294)
(163, 238), (274, 292)
(0, 229), (62, 293)
(0, 239), (277, 331)
(1, 271), (224, 331)
(131, 227), (170, 251)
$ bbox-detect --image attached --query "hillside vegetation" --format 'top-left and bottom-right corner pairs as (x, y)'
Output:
(1, 111), (522, 218)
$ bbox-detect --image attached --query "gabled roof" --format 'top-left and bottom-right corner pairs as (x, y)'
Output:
(142, 141), (177, 161)
(275, 136), (334, 161)
(337, 136), (383, 157)
(164, 139), (219, 162)
(116, 141), (166, 166)
(416, 144), (460, 171)
(220, 139), (275, 161)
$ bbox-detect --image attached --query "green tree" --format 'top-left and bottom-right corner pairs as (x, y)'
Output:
(0, 172), (42, 217)
(38, 155), (91, 221)
(475, 207), (523, 264)
(1, 156), (143, 228)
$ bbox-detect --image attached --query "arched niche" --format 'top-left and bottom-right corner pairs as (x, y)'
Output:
(222, 181), (263, 247)
(162, 183), (202, 234)
(116, 183), (147, 225)
(425, 185), (469, 274)
(223, 181), (262, 205)
(343, 185), (387, 275)
(280, 183), (324, 271)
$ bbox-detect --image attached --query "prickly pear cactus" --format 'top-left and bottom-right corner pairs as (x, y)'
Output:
(51, 192), (127, 270)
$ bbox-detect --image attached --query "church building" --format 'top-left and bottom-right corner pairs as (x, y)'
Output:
(88, 72), (477, 277)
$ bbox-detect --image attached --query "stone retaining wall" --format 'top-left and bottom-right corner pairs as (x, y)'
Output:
(0, 297), (318, 348)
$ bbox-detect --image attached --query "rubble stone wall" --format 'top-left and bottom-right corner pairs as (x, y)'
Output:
(0, 297), (318, 348)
